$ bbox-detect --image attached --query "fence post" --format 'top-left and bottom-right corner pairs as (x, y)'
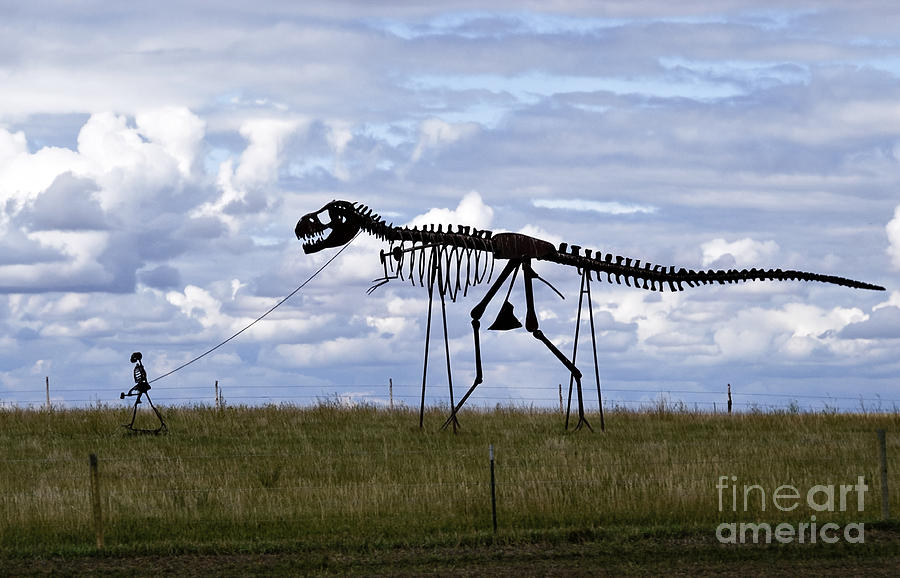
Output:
(215, 380), (220, 410)
(559, 384), (563, 414)
(489, 444), (497, 533)
(89, 453), (104, 549)
(45, 376), (50, 410)
(727, 384), (732, 415)
(389, 378), (393, 410)
(878, 429), (889, 520)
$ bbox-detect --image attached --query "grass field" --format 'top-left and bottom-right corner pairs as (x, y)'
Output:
(1, 402), (899, 575)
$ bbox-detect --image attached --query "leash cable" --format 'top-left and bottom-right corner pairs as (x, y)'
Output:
(149, 232), (360, 384)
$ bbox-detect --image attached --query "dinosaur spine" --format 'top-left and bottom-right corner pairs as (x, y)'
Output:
(547, 243), (885, 292)
(350, 203), (885, 294)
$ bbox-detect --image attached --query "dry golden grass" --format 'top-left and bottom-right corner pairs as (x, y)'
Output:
(0, 402), (897, 554)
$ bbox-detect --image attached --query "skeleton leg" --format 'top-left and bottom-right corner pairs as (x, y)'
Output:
(126, 392), (143, 428)
(421, 252), (459, 430)
(143, 392), (168, 433)
(565, 271), (587, 430)
(439, 282), (458, 432)
(584, 270), (605, 432)
(566, 269), (604, 431)
(441, 260), (521, 430)
(419, 268), (435, 428)
(124, 391), (166, 433)
(522, 260), (592, 432)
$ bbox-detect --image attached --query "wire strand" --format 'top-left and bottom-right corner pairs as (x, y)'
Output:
(148, 233), (360, 384)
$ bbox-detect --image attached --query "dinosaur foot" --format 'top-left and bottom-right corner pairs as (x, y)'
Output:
(572, 415), (594, 432)
(122, 423), (168, 435)
(439, 412), (460, 432)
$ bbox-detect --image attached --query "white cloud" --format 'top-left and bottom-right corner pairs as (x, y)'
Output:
(41, 317), (112, 338)
(0, 128), (27, 161)
(840, 305), (900, 340)
(326, 120), (354, 181)
(517, 224), (563, 247)
(874, 290), (900, 311)
(166, 285), (227, 330)
(194, 117), (303, 228)
(0, 110), (213, 293)
(410, 118), (479, 162)
(887, 205), (900, 269)
(408, 190), (494, 230)
(593, 290), (684, 346)
(701, 238), (780, 268)
(76, 112), (185, 205)
(386, 296), (428, 318)
(234, 118), (303, 190)
(0, 231), (111, 291)
(0, 129), (83, 205)
(272, 337), (401, 368)
(366, 315), (413, 336)
(135, 107), (206, 178)
(714, 303), (867, 360)
(0, 109), (204, 213)
(533, 198), (657, 215)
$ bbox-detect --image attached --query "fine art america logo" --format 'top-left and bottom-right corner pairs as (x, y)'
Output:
(716, 475), (868, 544)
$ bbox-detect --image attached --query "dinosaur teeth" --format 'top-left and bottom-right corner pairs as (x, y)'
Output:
(302, 229), (329, 245)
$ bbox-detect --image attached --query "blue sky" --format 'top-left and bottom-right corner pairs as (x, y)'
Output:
(1, 1), (899, 415)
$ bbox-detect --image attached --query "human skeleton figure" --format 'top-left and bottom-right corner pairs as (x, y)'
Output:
(121, 352), (167, 434)
(296, 201), (885, 430)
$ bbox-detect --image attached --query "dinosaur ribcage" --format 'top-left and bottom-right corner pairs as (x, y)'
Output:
(386, 241), (494, 301)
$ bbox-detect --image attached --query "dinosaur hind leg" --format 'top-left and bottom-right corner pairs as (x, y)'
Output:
(522, 260), (592, 432)
(441, 260), (521, 431)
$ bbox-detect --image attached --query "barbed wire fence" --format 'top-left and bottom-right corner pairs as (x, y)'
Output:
(2, 375), (899, 414)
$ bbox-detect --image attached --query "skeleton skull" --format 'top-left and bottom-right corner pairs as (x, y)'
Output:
(295, 200), (360, 254)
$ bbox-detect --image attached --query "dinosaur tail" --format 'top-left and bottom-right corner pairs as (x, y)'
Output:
(571, 252), (885, 292)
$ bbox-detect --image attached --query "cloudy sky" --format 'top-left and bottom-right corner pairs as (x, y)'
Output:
(2, 1), (899, 415)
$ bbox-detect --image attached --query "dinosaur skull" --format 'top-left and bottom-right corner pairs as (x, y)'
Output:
(295, 200), (360, 254)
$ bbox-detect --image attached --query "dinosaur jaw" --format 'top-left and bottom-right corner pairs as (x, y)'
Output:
(297, 228), (332, 254)
(295, 203), (360, 253)
(295, 217), (337, 254)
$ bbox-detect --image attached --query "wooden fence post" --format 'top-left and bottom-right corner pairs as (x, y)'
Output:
(389, 378), (393, 410)
(215, 380), (221, 410)
(45, 376), (50, 410)
(878, 430), (890, 520)
(89, 454), (104, 549)
(489, 444), (497, 533)
(727, 384), (732, 414)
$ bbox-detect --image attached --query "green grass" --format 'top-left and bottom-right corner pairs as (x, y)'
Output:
(1, 403), (899, 574)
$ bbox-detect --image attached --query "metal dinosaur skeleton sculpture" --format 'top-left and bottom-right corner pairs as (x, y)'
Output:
(296, 200), (885, 431)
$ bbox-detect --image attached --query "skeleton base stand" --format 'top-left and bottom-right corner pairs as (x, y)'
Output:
(120, 351), (167, 434)
(419, 248), (459, 432)
(566, 269), (605, 431)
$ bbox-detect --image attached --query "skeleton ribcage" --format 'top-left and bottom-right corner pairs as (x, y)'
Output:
(387, 241), (494, 301)
(133, 364), (147, 385)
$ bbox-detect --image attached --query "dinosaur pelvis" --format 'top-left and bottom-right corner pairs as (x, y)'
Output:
(488, 301), (523, 331)
(491, 232), (556, 260)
